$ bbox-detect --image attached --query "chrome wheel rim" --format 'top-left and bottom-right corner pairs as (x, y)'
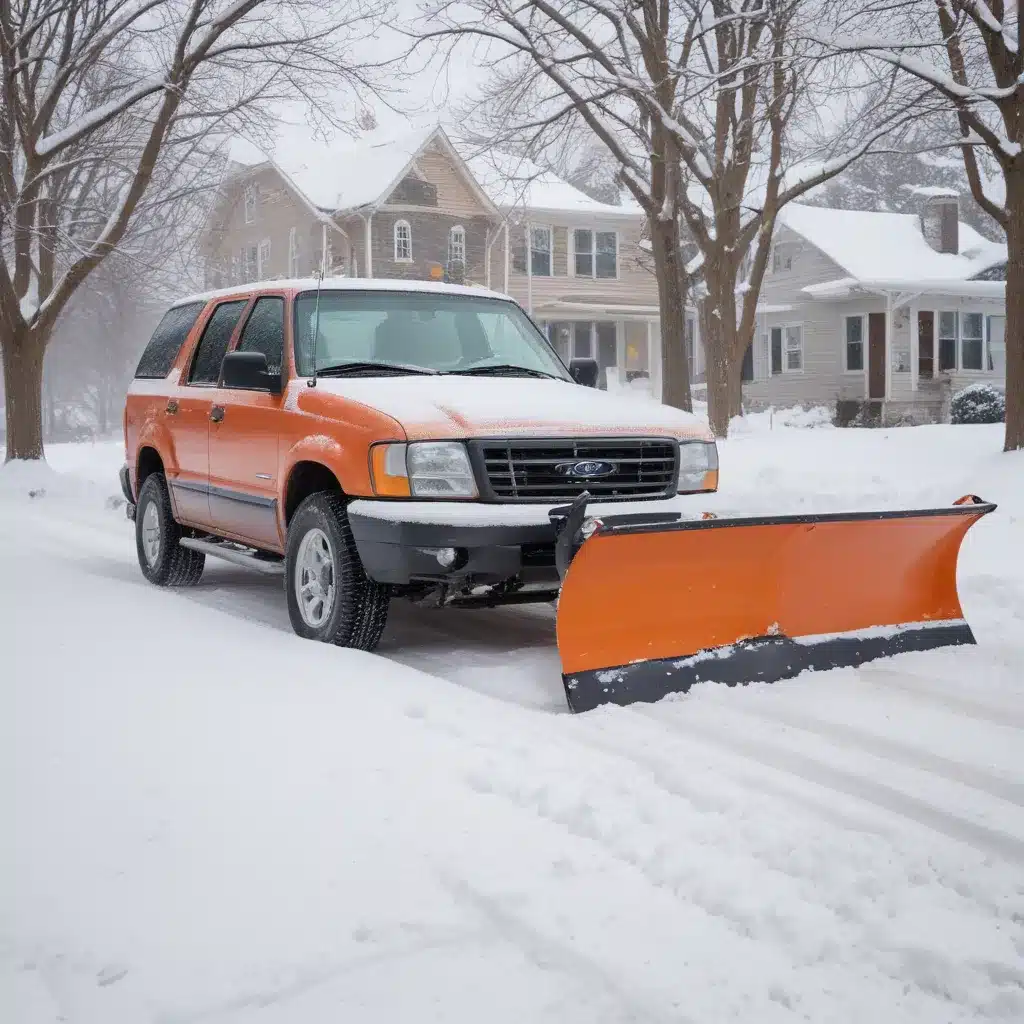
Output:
(142, 500), (161, 566)
(295, 527), (335, 628)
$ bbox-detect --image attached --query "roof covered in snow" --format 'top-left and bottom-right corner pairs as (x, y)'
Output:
(228, 123), (464, 214)
(778, 203), (1007, 295)
(226, 123), (641, 219)
(174, 276), (513, 307)
(461, 149), (642, 218)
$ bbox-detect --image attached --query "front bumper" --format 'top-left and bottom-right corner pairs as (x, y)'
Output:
(347, 503), (559, 586)
(346, 496), (701, 587)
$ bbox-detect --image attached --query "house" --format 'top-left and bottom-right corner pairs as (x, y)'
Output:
(743, 194), (1007, 423)
(202, 124), (674, 394)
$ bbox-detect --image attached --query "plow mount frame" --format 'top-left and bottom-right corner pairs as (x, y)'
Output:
(551, 494), (996, 714)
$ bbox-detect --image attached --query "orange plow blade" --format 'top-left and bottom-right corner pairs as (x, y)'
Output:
(554, 496), (995, 713)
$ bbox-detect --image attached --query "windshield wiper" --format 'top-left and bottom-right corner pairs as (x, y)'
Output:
(446, 364), (561, 379)
(315, 361), (439, 377)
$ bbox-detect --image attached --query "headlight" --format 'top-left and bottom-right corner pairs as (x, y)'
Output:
(677, 441), (719, 493)
(370, 441), (478, 499)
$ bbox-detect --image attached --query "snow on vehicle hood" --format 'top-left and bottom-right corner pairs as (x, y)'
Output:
(295, 376), (712, 441)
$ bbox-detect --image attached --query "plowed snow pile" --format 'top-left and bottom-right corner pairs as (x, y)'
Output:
(2, 419), (1023, 1023)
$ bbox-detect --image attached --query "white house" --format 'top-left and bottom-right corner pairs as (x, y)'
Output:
(743, 194), (1007, 422)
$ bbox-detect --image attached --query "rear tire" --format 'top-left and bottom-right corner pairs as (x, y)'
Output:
(135, 472), (205, 586)
(285, 491), (390, 650)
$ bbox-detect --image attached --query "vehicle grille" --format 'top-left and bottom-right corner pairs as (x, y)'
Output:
(476, 438), (678, 502)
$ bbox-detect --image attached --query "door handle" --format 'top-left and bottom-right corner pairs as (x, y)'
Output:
(210, 405), (225, 423)
(166, 399), (178, 414)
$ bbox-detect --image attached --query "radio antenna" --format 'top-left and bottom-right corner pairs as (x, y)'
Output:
(308, 256), (325, 388)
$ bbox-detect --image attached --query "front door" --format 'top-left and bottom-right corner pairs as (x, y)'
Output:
(868, 312), (886, 399)
(208, 295), (286, 550)
(169, 298), (249, 527)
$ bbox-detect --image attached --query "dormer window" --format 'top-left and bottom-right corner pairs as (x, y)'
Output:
(394, 220), (412, 262)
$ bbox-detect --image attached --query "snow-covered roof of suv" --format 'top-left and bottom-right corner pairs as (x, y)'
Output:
(173, 277), (516, 308)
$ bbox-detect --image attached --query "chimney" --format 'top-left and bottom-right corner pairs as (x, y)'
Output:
(920, 192), (959, 255)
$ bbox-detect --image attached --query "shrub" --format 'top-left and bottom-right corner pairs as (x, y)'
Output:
(950, 383), (1005, 425)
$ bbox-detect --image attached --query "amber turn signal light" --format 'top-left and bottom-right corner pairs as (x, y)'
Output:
(370, 443), (411, 498)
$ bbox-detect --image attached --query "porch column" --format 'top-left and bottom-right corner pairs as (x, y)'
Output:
(885, 293), (893, 401)
(648, 319), (662, 402)
(910, 302), (919, 392)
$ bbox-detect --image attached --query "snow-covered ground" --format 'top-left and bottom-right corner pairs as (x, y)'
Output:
(3, 418), (1024, 1023)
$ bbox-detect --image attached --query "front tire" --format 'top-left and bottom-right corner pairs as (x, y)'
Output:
(285, 491), (389, 650)
(135, 472), (205, 586)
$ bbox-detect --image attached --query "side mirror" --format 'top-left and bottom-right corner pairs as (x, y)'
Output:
(220, 351), (282, 393)
(569, 357), (599, 388)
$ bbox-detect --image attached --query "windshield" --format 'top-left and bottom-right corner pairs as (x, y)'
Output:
(292, 290), (571, 379)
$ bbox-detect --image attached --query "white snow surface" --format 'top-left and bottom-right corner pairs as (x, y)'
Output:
(305, 376), (710, 438)
(779, 203), (1007, 287)
(3, 418), (1024, 1023)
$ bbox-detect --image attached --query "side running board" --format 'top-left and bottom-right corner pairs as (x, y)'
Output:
(179, 537), (285, 575)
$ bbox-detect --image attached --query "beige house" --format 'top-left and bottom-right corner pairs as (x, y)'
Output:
(741, 195), (1007, 423)
(203, 124), (672, 393)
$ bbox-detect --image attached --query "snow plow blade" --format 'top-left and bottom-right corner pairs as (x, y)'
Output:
(553, 495), (995, 713)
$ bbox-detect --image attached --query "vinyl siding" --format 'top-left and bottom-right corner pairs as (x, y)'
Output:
(742, 224), (1006, 410)
(404, 143), (493, 219)
(504, 214), (659, 315)
(203, 167), (352, 287)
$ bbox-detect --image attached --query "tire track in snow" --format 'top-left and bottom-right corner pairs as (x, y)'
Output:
(858, 667), (1024, 731)
(439, 873), (693, 1024)
(634, 707), (1024, 866)
(712, 701), (1024, 808)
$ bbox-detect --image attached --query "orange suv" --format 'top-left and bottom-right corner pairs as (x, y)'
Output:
(120, 279), (718, 649)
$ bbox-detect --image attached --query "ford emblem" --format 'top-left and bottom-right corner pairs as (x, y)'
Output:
(557, 460), (617, 478)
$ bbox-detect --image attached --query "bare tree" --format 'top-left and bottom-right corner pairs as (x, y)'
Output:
(419, 1), (695, 413)
(822, 1), (1021, 450)
(417, 0), (922, 436)
(1, 0), (385, 462)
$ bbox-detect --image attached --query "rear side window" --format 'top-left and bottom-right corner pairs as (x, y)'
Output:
(134, 302), (205, 379)
(188, 300), (248, 384)
(235, 296), (285, 374)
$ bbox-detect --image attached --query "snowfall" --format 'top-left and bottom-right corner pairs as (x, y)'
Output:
(2, 411), (1023, 1024)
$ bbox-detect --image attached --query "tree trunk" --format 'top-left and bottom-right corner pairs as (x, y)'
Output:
(649, 217), (692, 412)
(1004, 170), (1023, 452)
(1, 327), (46, 461)
(700, 298), (731, 437)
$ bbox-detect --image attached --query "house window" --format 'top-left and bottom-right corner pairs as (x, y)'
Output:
(960, 312), (984, 370)
(987, 315), (1005, 374)
(574, 229), (617, 278)
(449, 225), (466, 265)
(844, 315), (864, 372)
(243, 185), (256, 224)
(288, 227), (300, 277)
(684, 315), (695, 372)
(770, 325), (802, 372)
(772, 246), (792, 273)
(241, 244), (258, 281)
(938, 311), (958, 371)
(394, 220), (412, 262)
(530, 226), (552, 276)
(258, 238), (271, 278)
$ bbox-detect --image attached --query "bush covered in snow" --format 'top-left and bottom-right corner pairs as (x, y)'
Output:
(951, 383), (1005, 425)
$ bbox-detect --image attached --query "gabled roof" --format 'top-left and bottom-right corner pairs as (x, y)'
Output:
(777, 203), (1007, 295)
(227, 123), (498, 217)
(461, 149), (642, 218)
